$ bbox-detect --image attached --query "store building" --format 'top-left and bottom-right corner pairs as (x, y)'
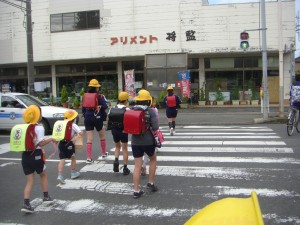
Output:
(0, 0), (296, 104)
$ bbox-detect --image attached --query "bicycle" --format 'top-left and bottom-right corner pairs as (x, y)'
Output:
(286, 105), (300, 136)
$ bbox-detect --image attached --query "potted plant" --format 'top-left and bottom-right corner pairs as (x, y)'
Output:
(251, 89), (259, 105)
(180, 96), (189, 108)
(73, 97), (80, 108)
(159, 90), (165, 108)
(60, 85), (68, 108)
(215, 88), (224, 105)
(198, 86), (206, 106)
(79, 89), (85, 103)
(231, 84), (240, 105)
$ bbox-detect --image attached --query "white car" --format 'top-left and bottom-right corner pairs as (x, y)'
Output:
(0, 92), (79, 134)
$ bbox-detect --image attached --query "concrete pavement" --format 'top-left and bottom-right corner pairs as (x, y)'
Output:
(76, 104), (288, 126)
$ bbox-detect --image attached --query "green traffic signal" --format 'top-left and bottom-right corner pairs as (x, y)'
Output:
(240, 41), (249, 49)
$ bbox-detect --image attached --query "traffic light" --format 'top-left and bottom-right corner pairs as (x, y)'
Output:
(240, 31), (249, 50)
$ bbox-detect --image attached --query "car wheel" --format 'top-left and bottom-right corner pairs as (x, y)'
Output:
(40, 118), (50, 135)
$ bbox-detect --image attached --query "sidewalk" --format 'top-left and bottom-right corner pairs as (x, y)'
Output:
(75, 104), (288, 126)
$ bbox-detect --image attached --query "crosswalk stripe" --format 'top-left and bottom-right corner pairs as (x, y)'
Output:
(30, 197), (194, 217)
(80, 162), (300, 179)
(165, 135), (280, 139)
(56, 179), (300, 198)
(128, 140), (286, 146)
(110, 147), (293, 153)
(161, 132), (277, 135)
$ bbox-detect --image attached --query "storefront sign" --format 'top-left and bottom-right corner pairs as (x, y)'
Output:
(111, 35), (158, 45)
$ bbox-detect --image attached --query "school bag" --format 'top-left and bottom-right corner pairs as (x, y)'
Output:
(10, 124), (36, 152)
(82, 93), (99, 109)
(123, 105), (150, 135)
(291, 85), (300, 103)
(52, 120), (73, 142)
(107, 106), (126, 130)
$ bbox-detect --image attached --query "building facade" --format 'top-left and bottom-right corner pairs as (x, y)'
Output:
(0, 0), (296, 104)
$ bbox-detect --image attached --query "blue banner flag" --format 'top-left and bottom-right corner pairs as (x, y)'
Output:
(178, 71), (190, 81)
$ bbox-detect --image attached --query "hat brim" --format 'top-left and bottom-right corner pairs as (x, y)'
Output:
(88, 84), (101, 87)
(23, 105), (40, 124)
(134, 96), (152, 106)
(64, 111), (78, 121)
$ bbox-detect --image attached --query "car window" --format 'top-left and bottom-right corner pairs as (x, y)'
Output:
(16, 95), (48, 107)
(1, 96), (18, 108)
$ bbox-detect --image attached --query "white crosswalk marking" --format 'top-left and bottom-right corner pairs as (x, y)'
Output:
(1, 125), (299, 224)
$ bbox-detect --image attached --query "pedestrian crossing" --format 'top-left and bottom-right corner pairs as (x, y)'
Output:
(1, 125), (300, 225)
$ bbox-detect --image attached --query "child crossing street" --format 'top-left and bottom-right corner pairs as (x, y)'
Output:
(55, 110), (83, 184)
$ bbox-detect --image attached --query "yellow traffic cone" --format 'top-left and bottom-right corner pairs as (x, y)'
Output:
(184, 191), (264, 225)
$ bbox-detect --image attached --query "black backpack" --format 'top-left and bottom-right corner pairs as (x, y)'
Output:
(106, 106), (126, 130)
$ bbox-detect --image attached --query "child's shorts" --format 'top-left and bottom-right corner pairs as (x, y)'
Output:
(22, 149), (45, 175)
(58, 141), (75, 159)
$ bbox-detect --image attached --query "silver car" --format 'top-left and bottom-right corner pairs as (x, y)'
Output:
(0, 92), (79, 134)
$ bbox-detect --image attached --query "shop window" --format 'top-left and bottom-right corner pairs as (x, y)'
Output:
(204, 58), (210, 69)
(210, 58), (234, 69)
(86, 63), (100, 72)
(35, 66), (51, 75)
(56, 65), (71, 74)
(123, 61), (144, 71)
(235, 57), (259, 68)
(72, 64), (85, 73)
(50, 10), (100, 33)
(188, 58), (199, 69)
(102, 62), (117, 71)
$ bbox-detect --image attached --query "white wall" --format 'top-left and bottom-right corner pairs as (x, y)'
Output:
(0, 0), (295, 64)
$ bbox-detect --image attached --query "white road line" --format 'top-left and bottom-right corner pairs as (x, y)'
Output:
(0, 143), (10, 154)
(210, 186), (300, 197)
(56, 179), (300, 198)
(30, 197), (194, 217)
(129, 140), (286, 146)
(161, 132), (277, 135)
(25, 197), (300, 224)
(165, 135), (280, 139)
(111, 147), (293, 153)
(80, 162), (300, 180)
(1, 154), (299, 164)
(182, 126), (271, 129)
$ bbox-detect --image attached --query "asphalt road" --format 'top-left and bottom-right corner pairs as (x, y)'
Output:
(0, 119), (299, 225)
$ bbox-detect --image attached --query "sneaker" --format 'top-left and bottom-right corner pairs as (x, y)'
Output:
(123, 167), (130, 175)
(43, 195), (53, 202)
(71, 171), (80, 179)
(113, 160), (119, 172)
(170, 128), (174, 136)
(173, 129), (176, 135)
(141, 166), (146, 176)
(147, 183), (158, 192)
(86, 159), (94, 164)
(57, 175), (65, 184)
(133, 190), (144, 199)
(102, 152), (109, 159)
(21, 204), (34, 213)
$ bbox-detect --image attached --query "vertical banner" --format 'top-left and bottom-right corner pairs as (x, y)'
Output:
(124, 69), (135, 98)
(177, 71), (191, 98)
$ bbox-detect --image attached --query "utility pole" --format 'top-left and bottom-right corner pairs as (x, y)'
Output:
(261, 0), (269, 120)
(0, 0), (34, 95)
(26, 0), (34, 95)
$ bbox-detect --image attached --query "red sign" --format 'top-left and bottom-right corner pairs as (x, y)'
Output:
(180, 80), (190, 98)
